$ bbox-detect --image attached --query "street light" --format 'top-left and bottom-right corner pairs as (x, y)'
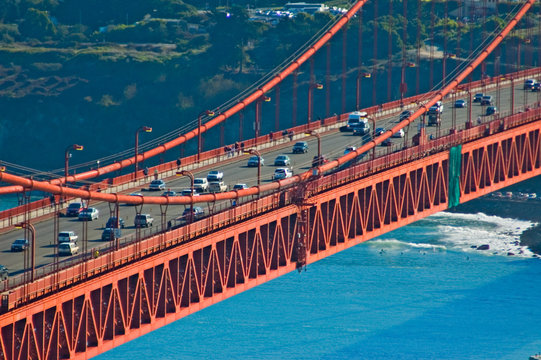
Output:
(307, 83), (323, 124)
(177, 170), (194, 222)
(134, 126), (152, 180)
(244, 149), (262, 187)
(14, 222), (35, 282)
(304, 130), (321, 166)
(198, 110), (215, 162)
(65, 144), (83, 185)
(255, 96), (271, 139)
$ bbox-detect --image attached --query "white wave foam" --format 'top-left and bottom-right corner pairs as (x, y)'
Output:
(368, 238), (447, 251)
(426, 212), (536, 258)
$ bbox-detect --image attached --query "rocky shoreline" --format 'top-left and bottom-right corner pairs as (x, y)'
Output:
(448, 191), (541, 255)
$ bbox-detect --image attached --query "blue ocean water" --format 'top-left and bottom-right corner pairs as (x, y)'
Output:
(95, 211), (541, 360)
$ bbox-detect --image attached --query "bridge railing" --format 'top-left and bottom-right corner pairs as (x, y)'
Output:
(1, 67), (541, 232)
(2, 106), (541, 310)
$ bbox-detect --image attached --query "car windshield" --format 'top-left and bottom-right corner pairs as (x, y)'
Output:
(14, 239), (26, 244)
(68, 203), (80, 208)
(209, 171), (218, 174)
(294, 142), (306, 147)
(277, 156), (286, 160)
(194, 179), (204, 184)
(250, 156), (259, 161)
(59, 244), (70, 249)
(151, 180), (162, 185)
(276, 169), (286, 173)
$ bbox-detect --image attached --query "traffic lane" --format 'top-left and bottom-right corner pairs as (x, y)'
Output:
(1, 82), (537, 273)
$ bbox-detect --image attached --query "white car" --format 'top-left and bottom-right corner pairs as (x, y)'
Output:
(392, 129), (405, 138)
(207, 170), (224, 181)
(209, 181), (227, 193)
(78, 207), (99, 221)
(233, 183), (249, 190)
(58, 231), (78, 243)
(181, 188), (200, 197)
(149, 179), (166, 191)
(273, 168), (293, 180)
(193, 178), (209, 192)
(58, 242), (79, 256)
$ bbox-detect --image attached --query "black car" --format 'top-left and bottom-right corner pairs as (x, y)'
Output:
(106, 216), (125, 228)
(101, 228), (122, 241)
(0, 265), (8, 280)
(532, 83), (541, 92)
(312, 155), (328, 167)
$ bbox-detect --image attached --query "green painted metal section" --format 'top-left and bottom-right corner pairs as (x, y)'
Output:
(448, 145), (462, 208)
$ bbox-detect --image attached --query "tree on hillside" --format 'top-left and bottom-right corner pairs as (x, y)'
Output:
(19, 8), (57, 40)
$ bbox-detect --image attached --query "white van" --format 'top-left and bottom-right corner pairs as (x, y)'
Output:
(346, 111), (369, 133)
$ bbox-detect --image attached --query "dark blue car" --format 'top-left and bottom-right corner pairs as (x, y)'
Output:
(106, 217), (125, 228)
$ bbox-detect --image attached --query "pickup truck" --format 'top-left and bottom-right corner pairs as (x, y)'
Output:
(209, 181), (227, 193)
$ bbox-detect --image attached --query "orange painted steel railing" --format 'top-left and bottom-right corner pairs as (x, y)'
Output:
(0, 115), (539, 360)
(2, 107), (541, 308)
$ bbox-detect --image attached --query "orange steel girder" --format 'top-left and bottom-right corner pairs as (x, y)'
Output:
(0, 122), (540, 360)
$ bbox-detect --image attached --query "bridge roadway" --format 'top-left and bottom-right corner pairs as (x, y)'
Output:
(0, 81), (538, 277)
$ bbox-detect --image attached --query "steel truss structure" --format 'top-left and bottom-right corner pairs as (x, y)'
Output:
(1, 119), (539, 360)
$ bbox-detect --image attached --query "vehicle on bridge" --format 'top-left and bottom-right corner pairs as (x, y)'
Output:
(193, 178), (209, 193)
(0, 265), (8, 280)
(181, 207), (205, 222)
(392, 129), (405, 138)
(106, 217), (125, 228)
(58, 242), (79, 256)
(273, 168), (293, 180)
(78, 207), (99, 221)
(532, 83), (541, 92)
(66, 202), (84, 217)
(233, 183), (249, 190)
(207, 170), (224, 181)
(346, 111), (369, 133)
(486, 106), (498, 116)
(428, 113), (441, 126)
(274, 155), (291, 166)
(134, 214), (154, 228)
(162, 190), (178, 197)
(481, 95), (494, 105)
(473, 93), (484, 103)
(344, 146), (356, 155)
(181, 188), (200, 196)
(149, 179), (166, 191)
(375, 128), (393, 145)
(58, 231), (78, 243)
(312, 155), (328, 167)
(524, 79), (537, 90)
(209, 181), (227, 193)
(292, 141), (308, 153)
(11, 239), (29, 252)
(454, 99), (467, 108)
(247, 155), (264, 167)
(399, 110), (413, 121)
(101, 228), (121, 241)
(429, 101), (443, 114)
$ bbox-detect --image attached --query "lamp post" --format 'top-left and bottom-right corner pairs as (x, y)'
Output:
(244, 149), (262, 187)
(198, 110), (214, 162)
(367, 116), (376, 160)
(255, 96), (270, 139)
(307, 83), (323, 124)
(134, 126), (152, 180)
(14, 222), (35, 282)
(304, 130), (321, 165)
(65, 144), (83, 185)
(177, 170), (194, 222)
